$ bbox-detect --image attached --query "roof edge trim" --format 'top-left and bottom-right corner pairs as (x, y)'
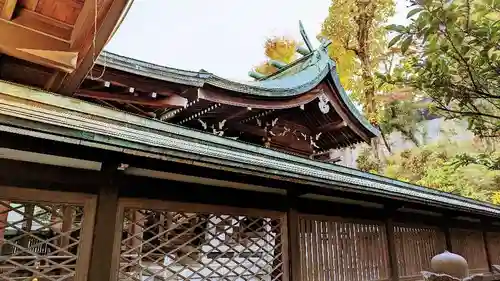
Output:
(0, 80), (498, 217)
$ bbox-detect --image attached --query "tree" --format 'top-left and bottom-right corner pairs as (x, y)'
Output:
(253, 37), (299, 76)
(251, 1), (426, 156)
(387, 0), (500, 138)
(357, 138), (500, 204)
(321, 0), (395, 121)
(320, 0), (430, 156)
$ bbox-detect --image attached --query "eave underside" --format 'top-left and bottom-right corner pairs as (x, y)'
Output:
(76, 63), (375, 155)
(0, 0), (131, 94)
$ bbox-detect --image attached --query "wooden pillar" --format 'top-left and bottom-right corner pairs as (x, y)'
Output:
(60, 206), (74, 253)
(287, 208), (301, 281)
(482, 227), (493, 273)
(385, 218), (399, 281)
(87, 182), (122, 281)
(20, 204), (34, 248)
(0, 201), (9, 253)
(442, 225), (452, 251)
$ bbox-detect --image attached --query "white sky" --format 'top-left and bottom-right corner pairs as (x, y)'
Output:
(105, 0), (410, 80)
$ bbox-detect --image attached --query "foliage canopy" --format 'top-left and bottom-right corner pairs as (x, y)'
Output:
(387, 0), (500, 138)
(357, 138), (500, 204)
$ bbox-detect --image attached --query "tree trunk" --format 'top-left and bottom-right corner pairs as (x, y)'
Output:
(355, 0), (379, 159)
(380, 128), (393, 154)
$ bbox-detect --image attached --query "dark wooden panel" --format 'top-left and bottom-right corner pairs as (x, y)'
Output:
(0, 56), (54, 88)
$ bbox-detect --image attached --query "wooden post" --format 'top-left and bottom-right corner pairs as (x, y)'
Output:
(86, 176), (122, 281)
(482, 227), (493, 273)
(60, 206), (74, 253)
(20, 204), (34, 248)
(442, 225), (452, 251)
(385, 218), (399, 281)
(0, 201), (9, 254)
(287, 208), (301, 281)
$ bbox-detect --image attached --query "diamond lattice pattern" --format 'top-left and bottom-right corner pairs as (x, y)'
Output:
(119, 209), (285, 281)
(0, 200), (85, 281)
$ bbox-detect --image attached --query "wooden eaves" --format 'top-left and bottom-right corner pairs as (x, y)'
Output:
(0, 0), (133, 93)
(0, 80), (498, 219)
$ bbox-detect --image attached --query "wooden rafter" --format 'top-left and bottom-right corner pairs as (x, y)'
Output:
(13, 8), (73, 41)
(75, 90), (188, 108)
(56, 0), (131, 95)
(0, 18), (81, 71)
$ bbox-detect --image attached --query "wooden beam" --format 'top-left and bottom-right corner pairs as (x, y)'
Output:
(1, 0), (18, 20)
(0, 18), (79, 71)
(75, 90), (188, 108)
(18, 49), (78, 71)
(199, 88), (322, 110)
(0, 18), (69, 49)
(57, 0), (130, 95)
(13, 8), (73, 41)
(225, 108), (251, 121)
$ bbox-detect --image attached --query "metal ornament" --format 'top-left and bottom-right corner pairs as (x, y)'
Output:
(318, 94), (330, 114)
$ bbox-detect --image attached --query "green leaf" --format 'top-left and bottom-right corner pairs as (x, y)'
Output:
(488, 47), (496, 59)
(388, 34), (403, 48)
(386, 24), (406, 32)
(407, 7), (424, 18)
(401, 37), (413, 54)
(422, 28), (433, 43)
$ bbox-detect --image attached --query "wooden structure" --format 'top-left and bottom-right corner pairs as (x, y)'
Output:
(75, 23), (379, 159)
(0, 0), (132, 94)
(0, 18), (498, 281)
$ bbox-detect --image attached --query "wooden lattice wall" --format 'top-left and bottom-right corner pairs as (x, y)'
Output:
(114, 199), (287, 281)
(1, 186), (500, 281)
(394, 225), (446, 280)
(0, 187), (96, 281)
(451, 228), (490, 274)
(298, 215), (391, 281)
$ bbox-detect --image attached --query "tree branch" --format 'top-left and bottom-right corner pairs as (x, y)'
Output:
(435, 106), (500, 120)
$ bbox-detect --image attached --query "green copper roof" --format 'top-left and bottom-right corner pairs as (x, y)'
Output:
(97, 46), (380, 138)
(96, 23), (379, 137)
(0, 80), (498, 217)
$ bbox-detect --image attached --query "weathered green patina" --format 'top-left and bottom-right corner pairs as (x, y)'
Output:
(0, 80), (498, 217)
(96, 34), (379, 138)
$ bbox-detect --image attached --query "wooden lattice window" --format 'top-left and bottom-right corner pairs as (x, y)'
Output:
(299, 215), (390, 281)
(394, 225), (446, 280)
(0, 187), (95, 281)
(117, 199), (286, 281)
(451, 228), (489, 274)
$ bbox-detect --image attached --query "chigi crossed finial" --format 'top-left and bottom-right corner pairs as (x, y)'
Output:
(299, 20), (332, 52)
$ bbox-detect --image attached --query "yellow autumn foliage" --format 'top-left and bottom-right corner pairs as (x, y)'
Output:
(321, 0), (395, 103)
(492, 191), (500, 205)
(254, 36), (299, 76)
